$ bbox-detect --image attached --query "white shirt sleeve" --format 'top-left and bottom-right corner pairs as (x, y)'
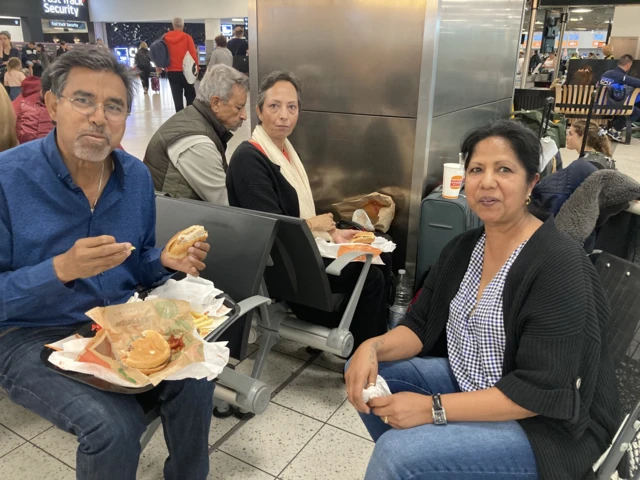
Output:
(168, 135), (229, 205)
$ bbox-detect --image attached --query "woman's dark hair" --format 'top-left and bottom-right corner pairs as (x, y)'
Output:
(460, 120), (540, 183)
(214, 35), (227, 48)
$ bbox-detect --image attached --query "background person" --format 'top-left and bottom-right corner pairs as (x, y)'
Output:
(566, 119), (615, 169)
(21, 41), (39, 76)
(0, 48), (215, 480)
(227, 71), (388, 353)
(56, 40), (69, 57)
(4, 57), (26, 100)
(164, 17), (199, 112)
(0, 31), (20, 70)
(145, 64), (249, 205)
(36, 43), (51, 73)
(227, 26), (248, 58)
(12, 73), (54, 144)
(346, 120), (620, 480)
(599, 54), (640, 143)
(0, 86), (18, 151)
(134, 41), (153, 94)
(208, 35), (233, 68)
(602, 44), (615, 60)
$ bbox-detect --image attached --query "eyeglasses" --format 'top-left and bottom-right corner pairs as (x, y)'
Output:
(58, 96), (129, 122)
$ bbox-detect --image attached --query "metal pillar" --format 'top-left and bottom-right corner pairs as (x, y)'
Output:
(553, 7), (569, 82)
(521, 0), (539, 88)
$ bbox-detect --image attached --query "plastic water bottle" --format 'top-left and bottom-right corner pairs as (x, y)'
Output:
(389, 269), (412, 329)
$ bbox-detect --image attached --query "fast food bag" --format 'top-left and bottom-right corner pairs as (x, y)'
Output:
(48, 299), (229, 388)
(333, 193), (396, 233)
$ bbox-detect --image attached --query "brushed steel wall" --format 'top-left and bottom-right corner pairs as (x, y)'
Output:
(251, 0), (525, 270)
(255, 0), (427, 118)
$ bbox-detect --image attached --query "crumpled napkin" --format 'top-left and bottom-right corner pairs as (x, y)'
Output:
(362, 375), (392, 403)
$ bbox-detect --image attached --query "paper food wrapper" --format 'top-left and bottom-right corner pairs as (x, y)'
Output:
(315, 237), (396, 265)
(48, 298), (229, 388)
(333, 192), (396, 233)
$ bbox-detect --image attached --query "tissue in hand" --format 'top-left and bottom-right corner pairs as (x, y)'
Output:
(362, 375), (392, 403)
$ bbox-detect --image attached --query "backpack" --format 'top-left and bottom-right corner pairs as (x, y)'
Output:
(149, 38), (170, 68)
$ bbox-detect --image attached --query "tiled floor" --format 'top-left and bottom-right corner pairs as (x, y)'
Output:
(1, 80), (638, 479)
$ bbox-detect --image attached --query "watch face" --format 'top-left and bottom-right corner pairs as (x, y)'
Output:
(433, 410), (447, 425)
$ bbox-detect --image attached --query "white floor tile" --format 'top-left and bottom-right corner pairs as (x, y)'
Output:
(136, 428), (168, 480)
(0, 398), (54, 440)
(0, 443), (75, 480)
(220, 402), (322, 476)
(259, 338), (313, 362)
(209, 414), (241, 446)
(312, 351), (347, 374)
(0, 424), (26, 458)
(31, 427), (77, 468)
(208, 450), (274, 480)
(272, 364), (346, 421)
(279, 425), (373, 480)
(234, 351), (305, 394)
(327, 399), (372, 441)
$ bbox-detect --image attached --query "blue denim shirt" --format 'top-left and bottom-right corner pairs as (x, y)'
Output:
(0, 130), (171, 328)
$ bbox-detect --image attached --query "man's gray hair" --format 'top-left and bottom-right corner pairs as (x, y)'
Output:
(196, 64), (249, 103)
(173, 17), (184, 29)
(256, 71), (302, 114)
(45, 47), (137, 110)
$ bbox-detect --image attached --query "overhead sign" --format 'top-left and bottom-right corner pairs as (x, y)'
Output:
(42, 0), (89, 21)
(541, 0), (639, 5)
(49, 20), (85, 29)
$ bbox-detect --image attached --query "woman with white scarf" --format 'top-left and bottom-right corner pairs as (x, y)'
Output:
(227, 71), (388, 353)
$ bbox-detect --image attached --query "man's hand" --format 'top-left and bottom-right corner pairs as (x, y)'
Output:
(53, 236), (132, 284)
(161, 242), (210, 277)
(345, 338), (380, 414)
(369, 392), (433, 429)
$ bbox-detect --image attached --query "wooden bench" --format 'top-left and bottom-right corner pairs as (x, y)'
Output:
(555, 84), (640, 144)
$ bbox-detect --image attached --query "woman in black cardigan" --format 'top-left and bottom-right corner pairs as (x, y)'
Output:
(346, 120), (621, 479)
(227, 71), (388, 353)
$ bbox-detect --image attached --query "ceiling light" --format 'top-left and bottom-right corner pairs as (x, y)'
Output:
(535, 20), (543, 24)
(231, 18), (245, 22)
(570, 18), (579, 21)
(575, 27), (587, 31)
(572, 9), (592, 13)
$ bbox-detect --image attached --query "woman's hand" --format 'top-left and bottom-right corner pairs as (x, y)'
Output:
(161, 242), (210, 277)
(330, 229), (358, 244)
(345, 339), (380, 414)
(308, 213), (336, 232)
(369, 392), (433, 429)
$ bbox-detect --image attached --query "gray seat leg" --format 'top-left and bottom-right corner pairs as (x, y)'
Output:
(140, 416), (162, 451)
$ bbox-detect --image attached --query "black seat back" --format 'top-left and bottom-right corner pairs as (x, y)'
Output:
(154, 196), (279, 359)
(594, 252), (640, 414)
(243, 210), (335, 312)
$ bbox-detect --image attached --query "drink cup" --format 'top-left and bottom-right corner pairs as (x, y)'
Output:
(442, 163), (464, 199)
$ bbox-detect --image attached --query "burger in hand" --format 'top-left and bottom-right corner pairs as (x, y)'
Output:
(160, 225), (210, 277)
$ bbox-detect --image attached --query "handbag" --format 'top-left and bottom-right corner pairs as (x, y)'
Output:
(182, 52), (197, 84)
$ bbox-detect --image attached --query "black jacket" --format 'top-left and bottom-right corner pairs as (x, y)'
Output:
(134, 48), (152, 72)
(227, 141), (300, 216)
(401, 219), (621, 480)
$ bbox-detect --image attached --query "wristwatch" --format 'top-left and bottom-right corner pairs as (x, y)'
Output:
(432, 393), (447, 425)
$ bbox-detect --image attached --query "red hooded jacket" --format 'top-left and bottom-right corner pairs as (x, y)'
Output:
(163, 30), (198, 72)
(12, 76), (54, 144)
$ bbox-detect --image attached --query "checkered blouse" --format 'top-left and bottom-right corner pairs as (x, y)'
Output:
(447, 234), (528, 392)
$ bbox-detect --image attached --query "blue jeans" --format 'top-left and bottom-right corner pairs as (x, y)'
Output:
(356, 357), (538, 479)
(0, 325), (215, 480)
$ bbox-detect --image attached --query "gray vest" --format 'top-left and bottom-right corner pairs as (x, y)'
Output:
(144, 100), (232, 200)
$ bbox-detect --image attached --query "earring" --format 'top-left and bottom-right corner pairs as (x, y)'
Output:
(525, 195), (531, 206)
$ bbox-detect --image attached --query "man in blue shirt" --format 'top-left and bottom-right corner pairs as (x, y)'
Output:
(0, 49), (214, 479)
(599, 54), (640, 143)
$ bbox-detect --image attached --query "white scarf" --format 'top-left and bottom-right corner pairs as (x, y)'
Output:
(251, 125), (317, 220)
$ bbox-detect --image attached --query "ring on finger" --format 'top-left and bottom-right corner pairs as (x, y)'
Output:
(366, 382), (376, 388)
